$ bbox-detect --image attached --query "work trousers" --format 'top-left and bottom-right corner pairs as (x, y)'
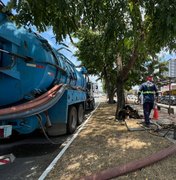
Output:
(143, 102), (154, 125)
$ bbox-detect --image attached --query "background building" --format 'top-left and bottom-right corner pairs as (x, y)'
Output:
(160, 59), (176, 95)
(168, 59), (176, 78)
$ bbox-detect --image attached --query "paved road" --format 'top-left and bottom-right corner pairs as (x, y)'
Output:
(0, 98), (101, 180)
(0, 131), (68, 179)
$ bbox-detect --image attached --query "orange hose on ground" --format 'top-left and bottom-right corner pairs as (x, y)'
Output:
(81, 144), (176, 180)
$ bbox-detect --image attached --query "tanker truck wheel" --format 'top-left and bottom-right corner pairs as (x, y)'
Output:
(67, 106), (78, 134)
(90, 99), (95, 110)
(77, 104), (85, 125)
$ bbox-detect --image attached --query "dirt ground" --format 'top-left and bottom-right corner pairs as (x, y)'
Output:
(46, 100), (176, 180)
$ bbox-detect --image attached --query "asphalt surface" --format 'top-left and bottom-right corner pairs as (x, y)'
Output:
(0, 132), (68, 179)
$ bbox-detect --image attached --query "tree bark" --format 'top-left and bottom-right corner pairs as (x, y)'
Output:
(103, 66), (115, 104)
(115, 79), (125, 118)
(115, 48), (138, 119)
(108, 84), (115, 103)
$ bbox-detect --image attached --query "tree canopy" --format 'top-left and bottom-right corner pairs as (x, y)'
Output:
(74, 29), (117, 103)
(2, 0), (81, 41)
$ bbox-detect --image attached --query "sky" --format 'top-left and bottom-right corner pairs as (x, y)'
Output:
(157, 50), (176, 61)
(40, 29), (80, 66)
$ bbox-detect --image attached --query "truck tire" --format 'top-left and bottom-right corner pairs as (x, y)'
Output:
(67, 106), (77, 134)
(90, 99), (95, 110)
(77, 104), (84, 125)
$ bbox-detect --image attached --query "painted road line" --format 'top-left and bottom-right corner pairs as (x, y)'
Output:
(38, 102), (101, 180)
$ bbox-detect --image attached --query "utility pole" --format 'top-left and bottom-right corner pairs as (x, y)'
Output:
(168, 77), (171, 115)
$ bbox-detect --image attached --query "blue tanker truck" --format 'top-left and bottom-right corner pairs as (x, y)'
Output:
(0, 10), (95, 138)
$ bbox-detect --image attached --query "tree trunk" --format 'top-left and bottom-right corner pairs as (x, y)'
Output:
(115, 48), (138, 119)
(106, 80), (115, 104)
(108, 89), (115, 104)
(103, 66), (115, 104)
(115, 78), (125, 118)
(115, 53), (125, 118)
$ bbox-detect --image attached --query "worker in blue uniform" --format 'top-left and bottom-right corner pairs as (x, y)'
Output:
(138, 76), (158, 126)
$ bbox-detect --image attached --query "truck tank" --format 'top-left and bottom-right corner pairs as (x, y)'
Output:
(0, 11), (94, 138)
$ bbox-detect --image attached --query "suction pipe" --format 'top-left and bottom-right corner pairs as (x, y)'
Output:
(0, 84), (66, 120)
(81, 144), (176, 180)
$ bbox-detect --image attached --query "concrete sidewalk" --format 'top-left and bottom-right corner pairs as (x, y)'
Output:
(45, 101), (176, 180)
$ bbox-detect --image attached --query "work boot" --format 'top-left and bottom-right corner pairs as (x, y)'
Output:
(145, 124), (150, 128)
(141, 121), (150, 128)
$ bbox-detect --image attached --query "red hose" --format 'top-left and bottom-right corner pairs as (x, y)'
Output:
(31, 84), (62, 101)
(81, 144), (176, 180)
(0, 84), (62, 115)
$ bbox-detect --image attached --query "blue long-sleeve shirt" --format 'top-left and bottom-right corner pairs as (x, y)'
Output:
(138, 81), (158, 103)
